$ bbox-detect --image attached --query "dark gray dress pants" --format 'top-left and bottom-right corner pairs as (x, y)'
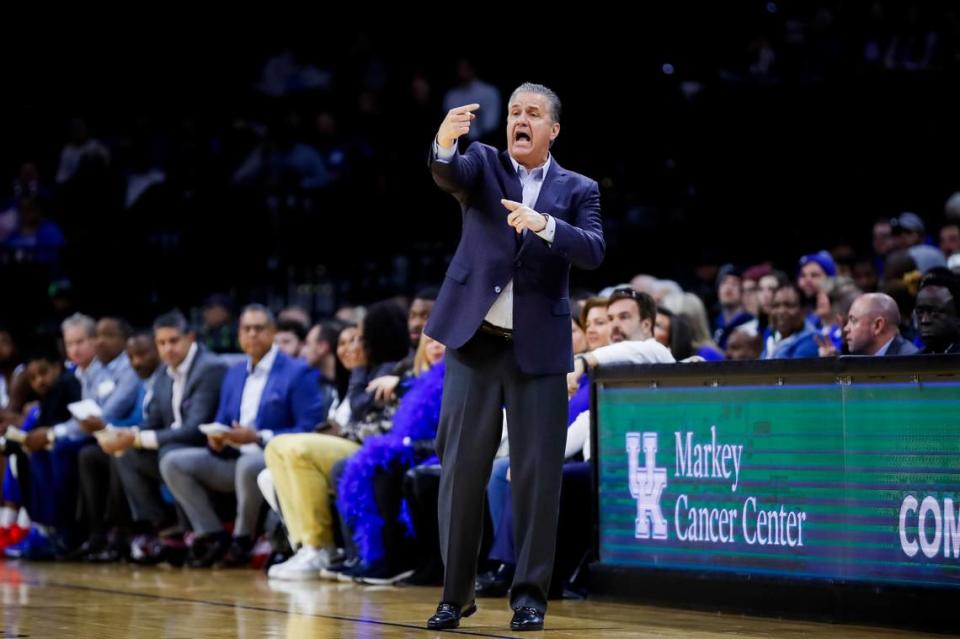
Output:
(436, 329), (568, 613)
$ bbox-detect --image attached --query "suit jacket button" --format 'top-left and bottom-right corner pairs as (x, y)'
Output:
(494, 286), (502, 294)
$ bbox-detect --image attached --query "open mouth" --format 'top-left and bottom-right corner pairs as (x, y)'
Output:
(514, 130), (531, 144)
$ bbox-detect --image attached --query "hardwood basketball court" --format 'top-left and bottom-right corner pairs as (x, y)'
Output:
(0, 562), (942, 638)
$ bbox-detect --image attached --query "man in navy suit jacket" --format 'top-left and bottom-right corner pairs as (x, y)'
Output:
(844, 293), (919, 356)
(425, 83), (604, 632)
(160, 304), (325, 567)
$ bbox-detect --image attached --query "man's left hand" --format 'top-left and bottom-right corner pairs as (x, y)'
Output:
(567, 371), (582, 397)
(79, 416), (106, 434)
(224, 423), (259, 445)
(101, 429), (136, 455)
(502, 199), (547, 234)
(24, 427), (51, 453)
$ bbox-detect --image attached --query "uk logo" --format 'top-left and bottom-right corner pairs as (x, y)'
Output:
(626, 432), (668, 540)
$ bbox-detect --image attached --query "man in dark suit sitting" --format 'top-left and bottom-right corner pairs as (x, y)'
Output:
(104, 310), (227, 560)
(843, 293), (918, 356)
(424, 83), (604, 631)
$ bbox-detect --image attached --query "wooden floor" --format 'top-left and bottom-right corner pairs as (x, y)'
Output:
(0, 561), (947, 638)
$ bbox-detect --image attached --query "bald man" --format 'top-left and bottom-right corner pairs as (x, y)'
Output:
(843, 293), (918, 356)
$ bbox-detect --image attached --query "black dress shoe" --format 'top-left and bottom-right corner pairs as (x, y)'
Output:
(510, 607), (544, 631)
(161, 538), (188, 567)
(426, 601), (477, 630)
(65, 537), (107, 561)
(215, 535), (254, 568)
(475, 562), (514, 598)
(188, 532), (231, 568)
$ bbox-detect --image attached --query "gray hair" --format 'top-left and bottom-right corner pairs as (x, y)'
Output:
(240, 303), (277, 327)
(61, 312), (96, 337)
(509, 82), (562, 124)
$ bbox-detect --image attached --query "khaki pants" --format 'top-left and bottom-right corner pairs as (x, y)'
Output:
(264, 434), (360, 548)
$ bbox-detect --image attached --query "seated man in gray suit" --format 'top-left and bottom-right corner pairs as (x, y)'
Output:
(160, 305), (325, 568)
(843, 293), (918, 356)
(102, 310), (227, 562)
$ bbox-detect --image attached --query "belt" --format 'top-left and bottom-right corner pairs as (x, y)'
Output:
(479, 321), (513, 340)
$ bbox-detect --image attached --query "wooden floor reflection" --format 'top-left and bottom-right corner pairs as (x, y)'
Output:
(0, 561), (942, 638)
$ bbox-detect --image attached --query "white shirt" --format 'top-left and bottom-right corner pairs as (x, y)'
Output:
(590, 338), (677, 367)
(240, 344), (280, 452)
(565, 410), (592, 461)
(74, 360), (102, 400)
(168, 342), (198, 430)
(434, 143), (557, 329)
(565, 339), (677, 461)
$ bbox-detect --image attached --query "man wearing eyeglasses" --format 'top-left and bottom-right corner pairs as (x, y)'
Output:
(424, 83), (604, 632)
(159, 304), (326, 568)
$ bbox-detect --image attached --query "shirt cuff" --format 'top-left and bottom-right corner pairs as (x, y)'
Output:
(534, 213), (556, 244)
(139, 430), (159, 450)
(53, 423), (71, 439)
(257, 430), (274, 446)
(433, 138), (456, 163)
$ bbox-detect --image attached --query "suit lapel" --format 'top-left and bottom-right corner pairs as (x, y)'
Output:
(156, 371), (175, 425)
(256, 354), (283, 425)
(533, 158), (566, 213)
(498, 151), (523, 205)
(228, 366), (248, 424)
(182, 351), (204, 399)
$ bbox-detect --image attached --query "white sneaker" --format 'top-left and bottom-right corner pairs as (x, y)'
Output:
(268, 546), (332, 581)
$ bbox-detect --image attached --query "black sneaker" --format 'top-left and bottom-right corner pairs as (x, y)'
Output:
(354, 561), (415, 585)
(65, 536), (108, 562)
(329, 557), (366, 582)
(216, 535), (254, 568)
(399, 564), (443, 586)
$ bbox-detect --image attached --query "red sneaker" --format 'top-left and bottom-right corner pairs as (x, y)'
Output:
(8, 525), (29, 545)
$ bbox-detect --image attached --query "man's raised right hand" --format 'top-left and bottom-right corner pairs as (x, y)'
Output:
(437, 104), (480, 149)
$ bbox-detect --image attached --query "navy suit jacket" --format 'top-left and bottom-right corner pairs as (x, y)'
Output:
(214, 351), (325, 439)
(425, 142), (605, 375)
(884, 334), (919, 356)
